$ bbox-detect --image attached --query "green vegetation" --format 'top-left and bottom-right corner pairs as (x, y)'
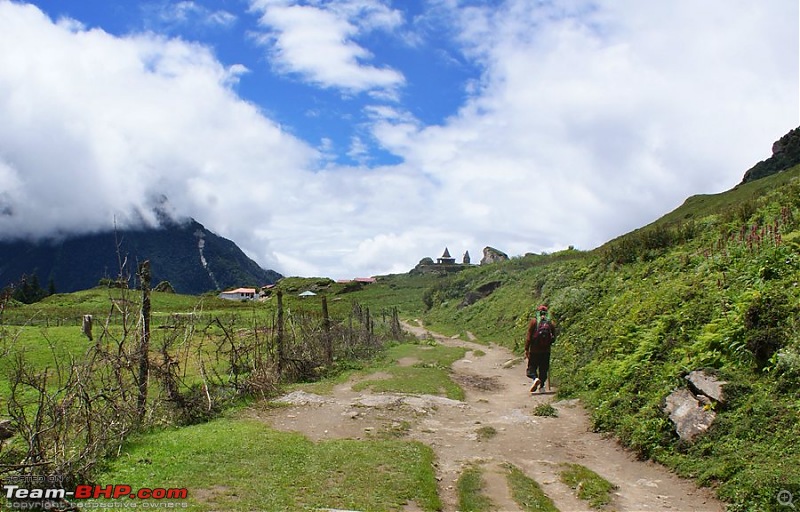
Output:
(531, 403), (558, 418)
(0, 279), (412, 502)
(457, 464), (494, 512)
(96, 416), (441, 511)
(559, 463), (617, 510)
(476, 425), (498, 441)
(351, 341), (467, 400)
(420, 166), (800, 510)
(5, 273), (52, 304)
(504, 463), (559, 512)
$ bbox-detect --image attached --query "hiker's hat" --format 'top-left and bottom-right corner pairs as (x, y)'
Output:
(537, 304), (548, 311)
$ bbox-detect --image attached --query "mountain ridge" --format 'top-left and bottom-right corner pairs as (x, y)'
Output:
(0, 217), (282, 295)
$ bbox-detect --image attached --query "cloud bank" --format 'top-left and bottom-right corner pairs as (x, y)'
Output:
(0, 0), (796, 280)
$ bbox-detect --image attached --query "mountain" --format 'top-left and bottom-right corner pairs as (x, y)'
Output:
(0, 218), (282, 295)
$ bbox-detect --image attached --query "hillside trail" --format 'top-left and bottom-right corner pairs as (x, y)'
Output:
(250, 321), (724, 512)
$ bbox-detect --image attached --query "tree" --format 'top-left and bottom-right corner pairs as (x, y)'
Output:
(11, 273), (48, 304)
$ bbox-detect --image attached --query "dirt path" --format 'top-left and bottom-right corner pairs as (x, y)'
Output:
(251, 322), (724, 512)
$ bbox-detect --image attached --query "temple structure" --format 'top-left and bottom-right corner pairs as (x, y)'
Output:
(437, 247), (456, 265)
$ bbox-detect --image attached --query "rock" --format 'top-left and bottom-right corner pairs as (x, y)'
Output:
(741, 127), (800, 184)
(686, 370), (727, 403)
(663, 389), (716, 442)
(273, 390), (330, 406)
(0, 419), (14, 441)
(459, 280), (503, 309)
(480, 247), (509, 265)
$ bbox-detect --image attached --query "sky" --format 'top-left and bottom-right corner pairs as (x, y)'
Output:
(0, 0), (797, 280)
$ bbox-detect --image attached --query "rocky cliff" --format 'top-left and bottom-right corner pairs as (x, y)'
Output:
(740, 126), (800, 184)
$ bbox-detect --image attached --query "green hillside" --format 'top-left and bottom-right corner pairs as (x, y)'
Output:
(418, 164), (800, 510)
(2, 166), (798, 510)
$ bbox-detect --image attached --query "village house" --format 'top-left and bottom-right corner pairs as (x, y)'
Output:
(218, 287), (257, 301)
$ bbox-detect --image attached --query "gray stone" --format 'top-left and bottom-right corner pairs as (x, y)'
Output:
(664, 389), (716, 442)
(686, 370), (727, 403)
(480, 246), (509, 265)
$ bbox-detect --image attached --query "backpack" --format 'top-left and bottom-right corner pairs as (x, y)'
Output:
(531, 314), (555, 350)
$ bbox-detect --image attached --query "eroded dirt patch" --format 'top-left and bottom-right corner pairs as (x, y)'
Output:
(451, 372), (503, 392)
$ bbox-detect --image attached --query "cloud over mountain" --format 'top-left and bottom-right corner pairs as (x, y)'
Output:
(0, 0), (796, 279)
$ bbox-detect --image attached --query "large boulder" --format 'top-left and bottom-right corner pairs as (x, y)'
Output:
(686, 370), (727, 403)
(664, 370), (727, 442)
(480, 246), (509, 265)
(664, 389), (716, 442)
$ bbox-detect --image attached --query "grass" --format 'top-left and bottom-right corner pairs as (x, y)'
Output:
(476, 425), (498, 441)
(532, 403), (558, 417)
(559, 463), (617, 510)
(457, 464), (494, 512)
(504, 463), (559, 512)
(351, 341), (467, 400)
(95, 416), (441, 511)
(374, 420), (412, 439)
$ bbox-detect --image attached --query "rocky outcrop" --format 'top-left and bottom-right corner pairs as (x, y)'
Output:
(741, 126), (800, 184)
(663, 370), (727, 442)
(480, 246), (509, 265)
(414, 257), (434, 269)
(411, 255), (465, 275)
(458, 280), (502, 309)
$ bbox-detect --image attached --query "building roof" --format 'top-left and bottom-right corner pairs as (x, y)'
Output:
(441, 247), (451, 258)
(222, 288), (256, 294)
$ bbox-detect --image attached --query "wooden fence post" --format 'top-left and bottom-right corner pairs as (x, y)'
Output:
(276, 289), (284, 379)
(322, 296), (332, 365)
(137, 260), (151, 423)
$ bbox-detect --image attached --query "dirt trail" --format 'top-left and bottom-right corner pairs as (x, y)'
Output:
(252, 323), (724, 512)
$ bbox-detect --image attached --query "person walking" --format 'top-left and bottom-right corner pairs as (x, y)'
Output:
(524, 304), (556, 393)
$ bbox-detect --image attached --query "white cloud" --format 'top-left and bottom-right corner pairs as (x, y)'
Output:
(0, 0), (796, 283)
(249, 0), (405, 94)
(368, 0), (799, 252)
(0, 2), (314, 269)
(146, 1), (237, 29)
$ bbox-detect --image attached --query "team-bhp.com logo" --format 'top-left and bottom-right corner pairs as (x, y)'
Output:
(3, 483), (188, 509)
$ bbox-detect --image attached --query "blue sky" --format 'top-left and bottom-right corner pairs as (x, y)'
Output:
(22, 0), (479, 167)
(0, 0), (797, 279)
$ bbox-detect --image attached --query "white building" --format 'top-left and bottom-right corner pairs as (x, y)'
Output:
(218, 287), (257, 301)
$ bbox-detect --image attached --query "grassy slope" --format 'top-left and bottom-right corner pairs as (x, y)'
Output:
(421, 166), (800, 511)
